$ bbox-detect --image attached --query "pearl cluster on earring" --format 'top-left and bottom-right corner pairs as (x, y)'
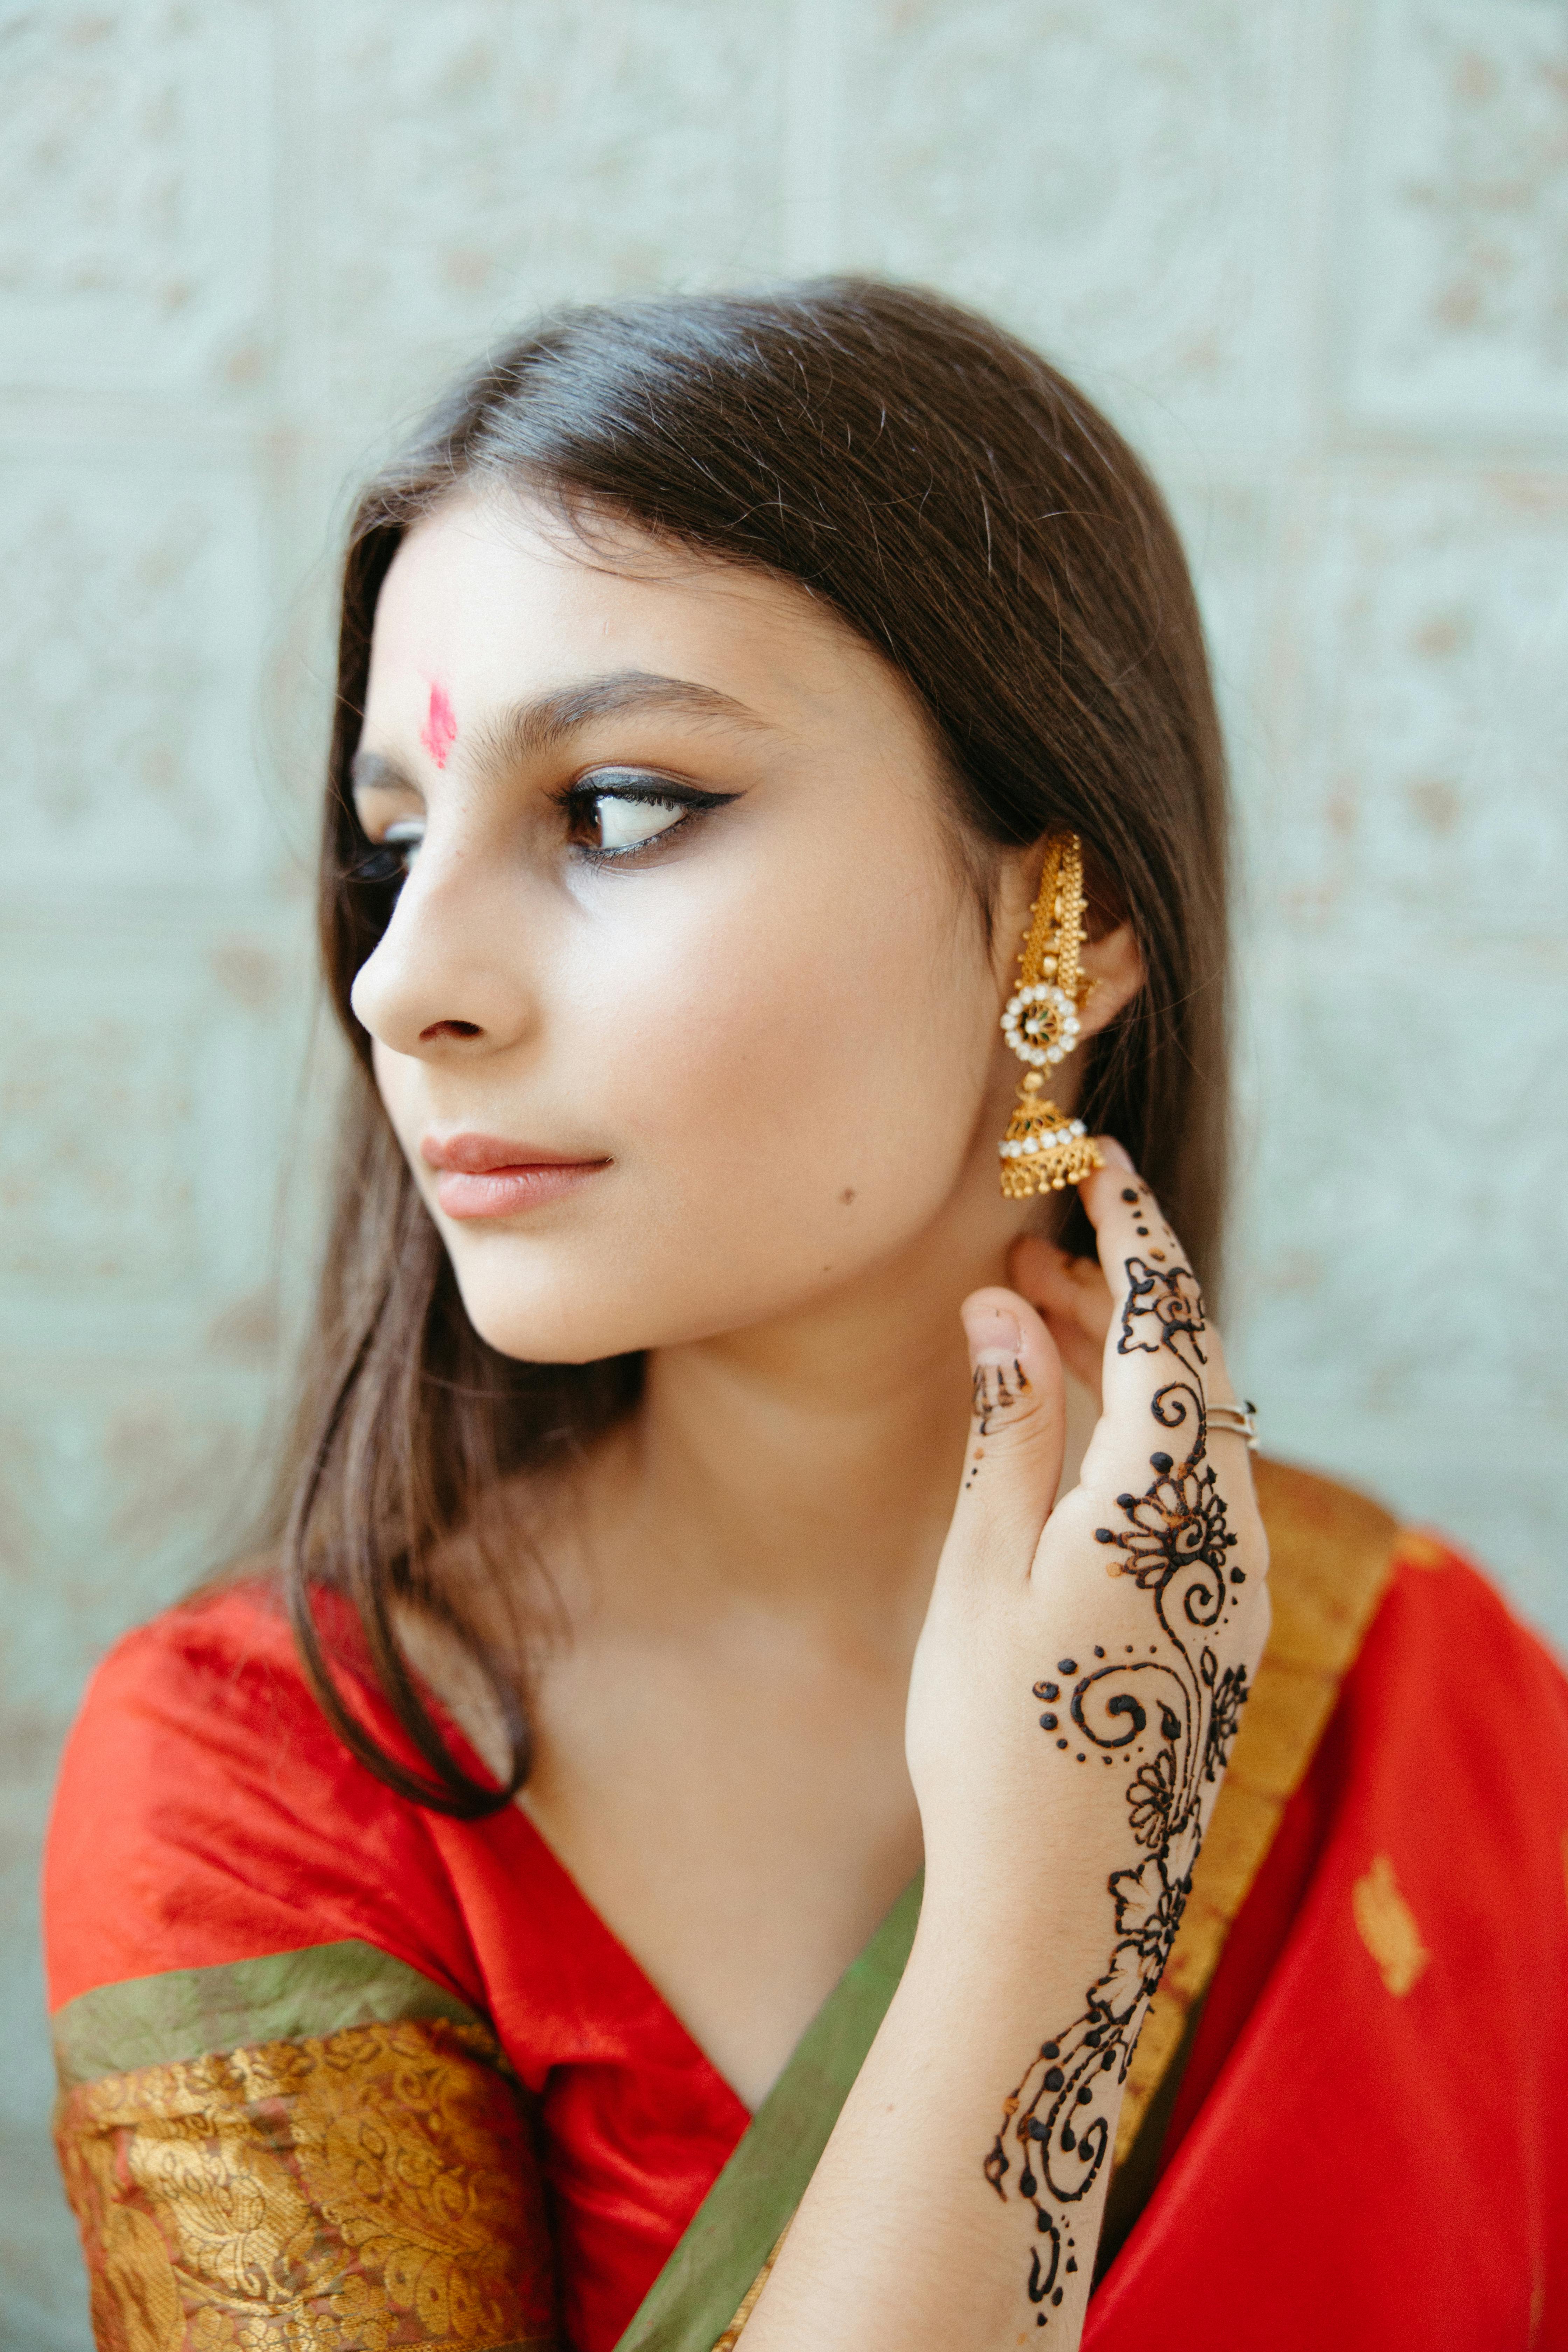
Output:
(1000, 979), (1080, 1071)
(1000, 1111), (1091, 1164)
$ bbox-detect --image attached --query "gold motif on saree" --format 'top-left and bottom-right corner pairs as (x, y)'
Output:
(55, 2014), (554, 2350)
(1352, 1853), (1430, 1998)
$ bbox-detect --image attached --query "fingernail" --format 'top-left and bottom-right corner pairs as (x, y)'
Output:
(964, 1303), (1022, 1364)
(1096, 1136), (1135, 1171)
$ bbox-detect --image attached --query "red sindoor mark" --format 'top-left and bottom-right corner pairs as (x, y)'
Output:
(421, 682), (457, 769)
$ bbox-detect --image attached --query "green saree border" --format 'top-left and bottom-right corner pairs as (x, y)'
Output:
(616, 1874), (923, 2352)
(52, 1937), (483, 2089)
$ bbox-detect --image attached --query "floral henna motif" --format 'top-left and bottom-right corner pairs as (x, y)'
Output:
(1126, 1750), (1176, 1848)
(1117, 1255), (1206, 1366)
(1100, 1430), (1232, 1589)
(1204, 1664), (1248, 1780)
(983, 1234), (1251, 2325)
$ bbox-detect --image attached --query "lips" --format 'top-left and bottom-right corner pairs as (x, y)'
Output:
(421, 1132), (609, 1220)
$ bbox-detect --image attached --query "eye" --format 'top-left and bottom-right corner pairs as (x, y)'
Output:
(351, 817), (424, 883)
(563, 770), (738, 861)
(592, 794), (688, 853)
(384, 818), (424, 868)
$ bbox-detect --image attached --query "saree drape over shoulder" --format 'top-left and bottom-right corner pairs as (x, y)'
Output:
(45, 1463), (1568, 2352)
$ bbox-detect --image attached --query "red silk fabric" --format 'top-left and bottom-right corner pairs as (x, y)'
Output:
(1091, 1540), (1568, 2349)
(46, 1543), (1568, 2350)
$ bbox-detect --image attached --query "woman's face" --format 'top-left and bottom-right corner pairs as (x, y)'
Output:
(352, 488), (1112, 1364)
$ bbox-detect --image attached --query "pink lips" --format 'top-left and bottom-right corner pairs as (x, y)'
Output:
(421, 1132), (609, 1220)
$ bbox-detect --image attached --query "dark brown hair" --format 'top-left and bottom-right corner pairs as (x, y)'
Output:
(278, 278), (1230, 1816)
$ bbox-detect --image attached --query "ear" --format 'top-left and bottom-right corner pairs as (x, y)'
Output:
(1077, 919), (1142, 1043)
(992, 845), (1143, 1045)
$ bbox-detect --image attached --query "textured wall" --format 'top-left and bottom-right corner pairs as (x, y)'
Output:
(4, 2), (1565, 2336)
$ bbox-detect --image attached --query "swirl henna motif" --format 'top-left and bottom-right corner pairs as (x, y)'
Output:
(983, 1233), (1251, 2323)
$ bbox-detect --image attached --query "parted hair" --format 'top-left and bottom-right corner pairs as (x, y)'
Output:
(277, 279), (1231, 1815)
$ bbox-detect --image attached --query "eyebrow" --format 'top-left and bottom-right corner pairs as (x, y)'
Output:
(349, 668), (767, 796)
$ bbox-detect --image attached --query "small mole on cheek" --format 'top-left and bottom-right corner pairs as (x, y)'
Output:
(420, 681), (457, 770)
(839, 1188), (856, 1205)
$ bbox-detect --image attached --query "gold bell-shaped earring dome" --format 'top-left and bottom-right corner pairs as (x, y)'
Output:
(999, 1072), (1100, 1197)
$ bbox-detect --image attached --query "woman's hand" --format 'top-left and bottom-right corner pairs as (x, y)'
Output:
(905, 1140), (1268, 2312)
(910, 1141), (1267, 1881)
(742, 1142), (1268, 2351)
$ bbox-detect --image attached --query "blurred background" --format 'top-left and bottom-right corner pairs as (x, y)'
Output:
(3, 0), (1565, 2336)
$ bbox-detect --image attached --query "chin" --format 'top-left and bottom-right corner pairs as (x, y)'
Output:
(449, 1254), (786, 1364)
(441, 1238), (635, 1363)
(441, 1209), (897, 1366)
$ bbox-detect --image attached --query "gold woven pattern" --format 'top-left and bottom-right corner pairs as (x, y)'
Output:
(55, 2013), (554, 2351)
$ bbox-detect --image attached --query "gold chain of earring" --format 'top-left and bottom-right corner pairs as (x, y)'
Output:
(997, 834), (1105, 1198)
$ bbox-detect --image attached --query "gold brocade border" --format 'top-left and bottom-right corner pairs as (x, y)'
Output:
(54, 2013), (556, 2352)
(1111, 1458), (1402, 2160)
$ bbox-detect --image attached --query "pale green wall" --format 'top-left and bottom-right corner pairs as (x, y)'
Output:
(4, 2), (1565, 2337)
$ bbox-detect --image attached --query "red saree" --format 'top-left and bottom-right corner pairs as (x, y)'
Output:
(44, 1464), (1568, 2350)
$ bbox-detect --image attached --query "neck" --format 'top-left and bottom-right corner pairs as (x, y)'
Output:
(586, 1201), (1023, 1652)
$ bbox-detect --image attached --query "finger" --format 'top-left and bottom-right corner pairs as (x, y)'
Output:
(1073, 1140), (1211, 1466)
(946, 1287), (1067, 1581)
(1074, 1143), (1262, 1541)
(1192, 1313), (1242, 1416)
(1008, 1234), (1112, 1399)
(1073, 1146), (1247, 1418)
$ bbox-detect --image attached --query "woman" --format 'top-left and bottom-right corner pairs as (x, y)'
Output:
(44, 282), (1568, 2351)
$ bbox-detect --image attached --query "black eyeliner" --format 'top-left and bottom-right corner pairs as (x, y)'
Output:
(556, 767), (741, 863)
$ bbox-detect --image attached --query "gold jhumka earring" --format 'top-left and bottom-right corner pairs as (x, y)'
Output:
(997, 834), (1105, 1198)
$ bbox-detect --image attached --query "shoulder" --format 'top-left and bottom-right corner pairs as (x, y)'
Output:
(51, 1577), (354, 1830)
(47, 1595), (560, 2350)
(1256, 1453), (1568, 1774)
(1357, 1519), (1568, 1761)
(43, 1581), (479, 2014)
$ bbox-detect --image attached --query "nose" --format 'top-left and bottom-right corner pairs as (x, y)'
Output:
(349, 843), (542, 1060)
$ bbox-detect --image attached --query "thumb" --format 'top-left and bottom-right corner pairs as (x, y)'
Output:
(947, 1287), (1067, 1581)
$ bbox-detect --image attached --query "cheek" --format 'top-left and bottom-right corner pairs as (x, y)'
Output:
(386, 852), (999, 1364)
(368, 1041), (439, 1204)
(593, 859), (993, 1263)
(370, 1038), (419, 1138)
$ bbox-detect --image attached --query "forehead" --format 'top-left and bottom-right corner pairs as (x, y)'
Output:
(365, 485), (895, 733)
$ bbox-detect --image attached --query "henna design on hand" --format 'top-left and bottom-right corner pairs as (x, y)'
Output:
(965, 1360), (1029, 1488)
(972, 1360), (1028, 1434)
(1117, 1255), (1206, 1366)
(982, 1239), (1250, 2323)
